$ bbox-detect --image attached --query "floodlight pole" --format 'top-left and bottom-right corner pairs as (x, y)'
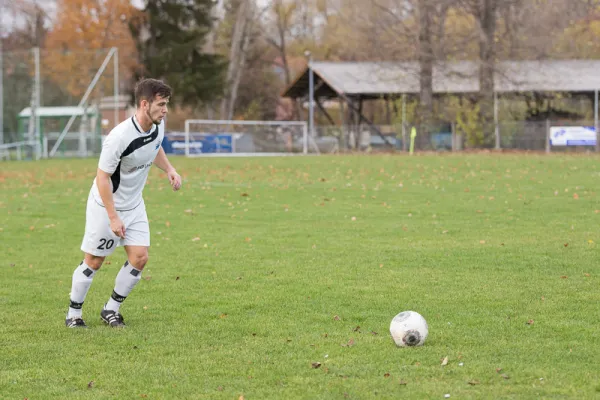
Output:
(34, 47), (41, 159)
(50, 47), (117, 157)
(114, 47), (119, 127)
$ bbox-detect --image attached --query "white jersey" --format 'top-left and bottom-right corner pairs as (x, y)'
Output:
(91, 116), (164, 211)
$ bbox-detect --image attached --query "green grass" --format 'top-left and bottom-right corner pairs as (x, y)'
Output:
(2, 153), (600, 399)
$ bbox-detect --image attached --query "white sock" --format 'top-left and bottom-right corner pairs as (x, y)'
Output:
(104, 261), (142, 313)
(67, 261), (97, 319)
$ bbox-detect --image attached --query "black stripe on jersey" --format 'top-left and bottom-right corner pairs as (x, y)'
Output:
(111, 124), (160, 194)
(131, 117), (141, 133)
(131, 117), (159, 134)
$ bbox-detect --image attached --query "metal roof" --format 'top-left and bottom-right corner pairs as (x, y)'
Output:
(282, 60), (600, 98)
(18, 106), (98, 118)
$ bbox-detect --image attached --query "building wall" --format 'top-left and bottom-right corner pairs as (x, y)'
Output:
(100, 107), (135, 134)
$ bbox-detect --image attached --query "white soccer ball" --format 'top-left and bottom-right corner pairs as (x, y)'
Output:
(390, 311), (429, 347)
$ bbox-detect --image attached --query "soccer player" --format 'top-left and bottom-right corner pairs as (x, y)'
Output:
(65, 78), (182, 328)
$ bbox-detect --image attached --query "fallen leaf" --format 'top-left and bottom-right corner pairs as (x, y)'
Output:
(165, 221), (171, 228)
(584, 273), (591, 277)
(479, 240), (486, 244)
(573, 193), (579, 199)
(333, 315), (341, 321)
(501, 374), (510, 380)
(564, 243), (568, 247)
(141, 395), (148, 398)
(371, 331), (378, 335)
(353, 326), (361, 332)
(526, 319), (534, 325)
(184, 209), (192, 213)
(398, 379), (407, 385)
(441, 356), (449, 366)
(561, 276), (568, 279)
(217, 386), (224, 391)
(192, 237), (201, 241)
(245, 237), (252, 242)
(311, 362), (322, 369)
(496, 368), (503, 373)
(467, 380), (480, 385)
(342, 338), (355, 347)
(384, 373), (390, 378)
(239, 395), (245, 400)
(29, 226), (35, 231)
(87, 381), (94, 389)
(176, 276), (180, 280)
(241, 193), (249, 197)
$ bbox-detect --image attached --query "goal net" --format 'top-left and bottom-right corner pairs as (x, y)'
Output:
(177, 120), (319, 156)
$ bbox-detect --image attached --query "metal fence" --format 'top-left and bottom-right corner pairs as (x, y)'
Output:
(313, 120), (598, 153)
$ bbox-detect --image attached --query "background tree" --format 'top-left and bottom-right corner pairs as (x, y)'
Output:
(130, 0), (226, 111)
(45, 0), (139, 100)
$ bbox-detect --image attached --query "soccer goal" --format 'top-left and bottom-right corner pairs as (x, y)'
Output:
(179, 120), (320, 157)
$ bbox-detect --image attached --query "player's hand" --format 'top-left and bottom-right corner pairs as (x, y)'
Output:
(109, 216), (126, 239)
(168, 169), (182, 191)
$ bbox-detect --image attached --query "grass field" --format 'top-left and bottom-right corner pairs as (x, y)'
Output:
(1, 153), (600, 399)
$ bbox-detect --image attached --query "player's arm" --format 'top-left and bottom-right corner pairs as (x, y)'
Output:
(96, 168), (125, 238)
(154, 147), (182, 191)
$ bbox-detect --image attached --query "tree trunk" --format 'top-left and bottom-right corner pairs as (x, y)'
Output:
(418, 0), (434, 142)
(220, 0), (252, 120)
(478, 0), (497, 147)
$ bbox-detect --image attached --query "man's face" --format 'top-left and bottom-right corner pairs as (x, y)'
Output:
(144, 95), (169, 125)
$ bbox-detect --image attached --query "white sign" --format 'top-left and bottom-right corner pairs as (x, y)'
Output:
(550, 126), (596, 146)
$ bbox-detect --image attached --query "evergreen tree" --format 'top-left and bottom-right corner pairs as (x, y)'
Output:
(130, 0), (226, 107)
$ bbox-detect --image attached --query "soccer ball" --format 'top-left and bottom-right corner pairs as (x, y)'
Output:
(390, 311), (429, 347)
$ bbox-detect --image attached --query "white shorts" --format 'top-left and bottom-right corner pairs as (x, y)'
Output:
(81, 193), (150, 257)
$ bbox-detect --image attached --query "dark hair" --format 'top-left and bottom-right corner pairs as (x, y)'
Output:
(134, 78), (172, 107)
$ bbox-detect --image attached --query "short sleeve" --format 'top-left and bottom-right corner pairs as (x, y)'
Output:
(98, 131), (124, 174)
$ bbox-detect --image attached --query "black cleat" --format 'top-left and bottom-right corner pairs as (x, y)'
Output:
(100, 309), (126, 327)
(65, 317), (88, 328)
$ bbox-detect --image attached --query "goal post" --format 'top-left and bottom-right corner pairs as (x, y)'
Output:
(179, 119), (321, 157)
